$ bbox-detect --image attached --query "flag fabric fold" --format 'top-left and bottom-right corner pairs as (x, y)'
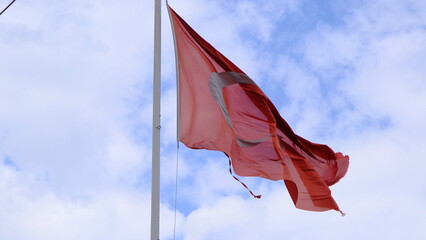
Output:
(168, 4), (349, 213)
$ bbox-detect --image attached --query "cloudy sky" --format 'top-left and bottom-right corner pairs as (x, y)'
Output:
(1, 0), (425, 239)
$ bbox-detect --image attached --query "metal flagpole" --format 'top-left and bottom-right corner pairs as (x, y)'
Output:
(151, 0), (161, 239)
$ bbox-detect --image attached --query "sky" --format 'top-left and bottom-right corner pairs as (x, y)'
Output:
(1, 0), (426, 239)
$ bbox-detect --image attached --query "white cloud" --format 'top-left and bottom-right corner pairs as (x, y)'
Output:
(0, 0), (162, 238)
(0, 166), (149, 240)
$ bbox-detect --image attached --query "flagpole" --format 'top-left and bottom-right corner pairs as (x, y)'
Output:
(151, 0), (161, 239)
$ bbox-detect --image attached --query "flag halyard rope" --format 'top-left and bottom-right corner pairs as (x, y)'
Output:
(173, 141), (180, 240)
(228, 158), (262, 199)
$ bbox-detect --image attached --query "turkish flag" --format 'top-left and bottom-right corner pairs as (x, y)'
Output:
(168, 5), (349, 214)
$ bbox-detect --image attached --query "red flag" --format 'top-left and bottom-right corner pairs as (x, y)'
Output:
(168, 5), (349, 214)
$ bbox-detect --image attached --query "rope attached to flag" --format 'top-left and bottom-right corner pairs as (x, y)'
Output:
(228, 158), (262, 199)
